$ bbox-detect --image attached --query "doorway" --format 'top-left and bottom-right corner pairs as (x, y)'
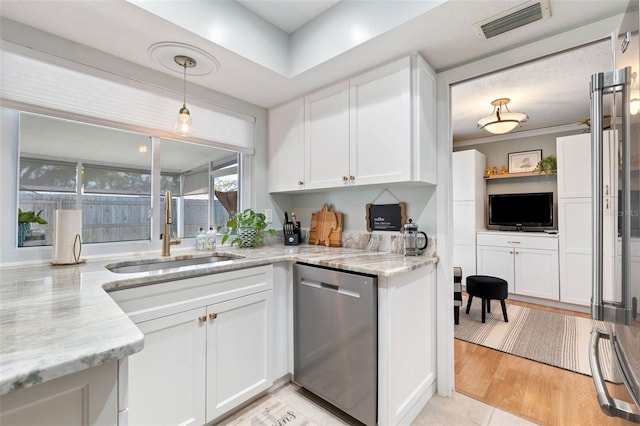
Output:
(439, 37), (613, 424)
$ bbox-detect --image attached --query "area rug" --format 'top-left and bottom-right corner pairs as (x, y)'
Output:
(455, 298), (623, 384)
(221, 396), (317, 426)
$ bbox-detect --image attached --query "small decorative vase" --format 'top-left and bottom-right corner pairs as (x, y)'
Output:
(237, 227), (258, 248)
(18, 222), (31, 247)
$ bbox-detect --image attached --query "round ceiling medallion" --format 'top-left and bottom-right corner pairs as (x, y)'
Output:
(148, 42), (219, 76)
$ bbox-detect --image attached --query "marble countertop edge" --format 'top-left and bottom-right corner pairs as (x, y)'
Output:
(0, 245), (437, 396)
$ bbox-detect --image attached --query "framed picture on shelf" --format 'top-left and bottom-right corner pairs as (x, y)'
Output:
(508, 149), (541, 173)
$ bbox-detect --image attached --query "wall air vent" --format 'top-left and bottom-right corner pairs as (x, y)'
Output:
(473, 0), (551, 39)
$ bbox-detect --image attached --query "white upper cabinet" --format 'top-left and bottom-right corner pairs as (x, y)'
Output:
(557, 130), (617, 198)
(349, 57), (411, 186)
(304, 81), (351, 189)
(268, 55), (436, 192)
(268, 98), (306, 192)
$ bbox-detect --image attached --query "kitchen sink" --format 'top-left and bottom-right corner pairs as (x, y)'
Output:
(105, 254), (242, 274)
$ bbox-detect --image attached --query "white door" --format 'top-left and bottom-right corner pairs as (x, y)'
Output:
(349, 57), (411, 186)
(515, 248), (560, 300)
(128, 308), (206, 426)
(304, 82), (350, 189)
(476, 245), (515, 293)
(206, 291), (273, 423)
(268, 98), (305, 192)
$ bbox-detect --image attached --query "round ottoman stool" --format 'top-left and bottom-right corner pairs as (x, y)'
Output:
(465, 275), (508, 323)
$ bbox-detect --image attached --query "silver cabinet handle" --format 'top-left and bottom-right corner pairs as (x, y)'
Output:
(589, 328), (640, 422)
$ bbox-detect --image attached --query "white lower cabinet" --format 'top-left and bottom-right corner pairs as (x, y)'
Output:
(476, 232), (559, 300)
(129, 308), (206, 426)
(378, 263), (437, 426)
(0, 361), (118, 426)
(206, 292), (272, 423)
(110, 266), (274, 425)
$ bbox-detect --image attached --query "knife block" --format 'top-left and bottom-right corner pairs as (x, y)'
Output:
(284, 222), (301, 246)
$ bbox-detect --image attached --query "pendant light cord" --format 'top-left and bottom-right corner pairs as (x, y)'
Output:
(182, 63), (187, 107)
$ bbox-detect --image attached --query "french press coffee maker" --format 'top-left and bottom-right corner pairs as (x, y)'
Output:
(402, 218), (428, 256)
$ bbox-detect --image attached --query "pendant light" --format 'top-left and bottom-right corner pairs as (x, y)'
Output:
(477, 98), (528, 134)
(174, 55), (196, 136)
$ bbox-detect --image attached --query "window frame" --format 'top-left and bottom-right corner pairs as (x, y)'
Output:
(3, 109), (245, 263)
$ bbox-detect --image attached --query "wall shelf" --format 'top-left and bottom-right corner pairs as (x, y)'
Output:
(484, 171), (557, 180)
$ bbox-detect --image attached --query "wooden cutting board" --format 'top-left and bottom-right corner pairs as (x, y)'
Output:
(309, 203), (342, 247)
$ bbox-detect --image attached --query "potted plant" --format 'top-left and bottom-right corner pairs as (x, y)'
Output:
(535, 155), (557, 175)
(218, 208), (275, 248)
(17, 208), (48, 247)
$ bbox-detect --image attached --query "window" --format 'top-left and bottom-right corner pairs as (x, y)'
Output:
(16, 111), (240, 247)
(213, 159), (239, 234)
(158, 138), (238, 239)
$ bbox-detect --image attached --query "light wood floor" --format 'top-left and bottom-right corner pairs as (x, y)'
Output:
(455, 299), (635, 426)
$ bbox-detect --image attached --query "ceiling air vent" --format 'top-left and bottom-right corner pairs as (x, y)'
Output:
(473, 0), (551, 39)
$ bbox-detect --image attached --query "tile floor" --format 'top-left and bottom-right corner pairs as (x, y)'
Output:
(219, 382), (538, 426)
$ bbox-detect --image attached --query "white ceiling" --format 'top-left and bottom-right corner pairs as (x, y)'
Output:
(452, 39), (614, 142)
(236, 0), (341, 33)
(0, 0), (633, 143)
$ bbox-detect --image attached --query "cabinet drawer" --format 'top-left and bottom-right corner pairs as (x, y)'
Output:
(110, 266), (273, 323)
(477, 232), (558, 251)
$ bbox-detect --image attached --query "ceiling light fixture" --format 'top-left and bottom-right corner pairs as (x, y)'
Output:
(477, 98), (528, 134)
(174, 55), (196, 136)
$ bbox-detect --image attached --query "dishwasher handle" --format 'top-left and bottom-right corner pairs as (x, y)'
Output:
(589, 328), (640, 423)
(299, 279), (361, 299)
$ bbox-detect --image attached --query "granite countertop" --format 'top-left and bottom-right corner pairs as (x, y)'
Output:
(0, 244), (437, 396)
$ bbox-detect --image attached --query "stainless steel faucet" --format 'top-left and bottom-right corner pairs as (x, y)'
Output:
(162, 190), (181, 256)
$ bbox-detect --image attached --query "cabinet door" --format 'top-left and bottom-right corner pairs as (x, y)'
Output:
(206, 290), (273, 422)
(0, 362), (117, 426)
(515, 248), (560, 300)
(603, 197), (619, 302)
(453, 200), (477, 283)
(557, 130), (617, 198)
(128, 308), (206, 426)
(268, 98), (305, 192)
(349, 57), (411, 186)
(476, 245), (515, 293)
(603, 130), (618, 198)
(558, 198), (592, 305)
(557, 133), (592, 198)
(304, 82), (350, 189)
(453, 150), (486, 201)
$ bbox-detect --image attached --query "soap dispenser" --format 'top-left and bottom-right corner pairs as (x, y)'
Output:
(205, 227), (216, 251)
(195, 227), (205, 251)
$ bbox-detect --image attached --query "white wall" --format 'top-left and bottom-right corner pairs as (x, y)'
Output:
(280, 185), (436, 239)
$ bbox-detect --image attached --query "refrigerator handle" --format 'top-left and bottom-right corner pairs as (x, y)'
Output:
(621, 66), (632, 325)
(591, 72), (605, 320)
(590, 67), (632, 324)
(589, 328), (640, 423)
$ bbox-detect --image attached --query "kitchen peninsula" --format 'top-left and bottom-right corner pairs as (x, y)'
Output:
(0, 245), (437, 426)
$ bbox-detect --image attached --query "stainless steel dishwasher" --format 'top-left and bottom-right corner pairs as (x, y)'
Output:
(293, 263), (377, 426)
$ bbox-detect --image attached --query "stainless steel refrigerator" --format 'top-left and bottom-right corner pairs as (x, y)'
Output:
(589, 0), (640, 422)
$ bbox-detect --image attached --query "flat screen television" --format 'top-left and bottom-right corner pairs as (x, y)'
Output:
(488, 192), (554, 231)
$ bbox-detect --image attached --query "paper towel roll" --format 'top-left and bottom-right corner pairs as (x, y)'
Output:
(52, 210), (83, 265)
